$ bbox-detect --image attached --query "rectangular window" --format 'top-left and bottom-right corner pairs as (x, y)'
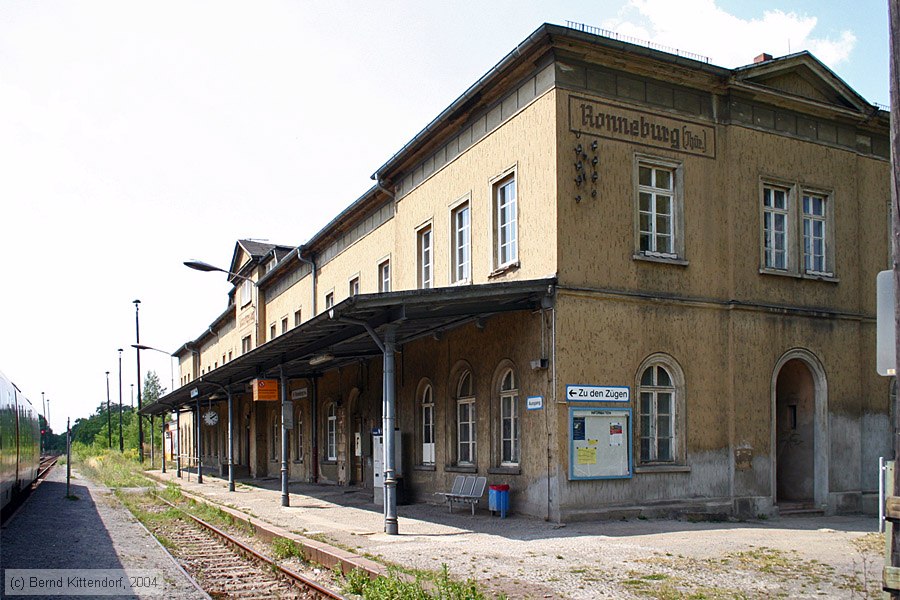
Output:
(295, 411), (303, 463)
(494, 175), (517, 267)
(326, 404), (337, 461)
(451, 202), (471, 283)
(457, 398), (475, 465)
(241, 335), (252, 354)
(325, 292), (334, 309)
(228, 351), (232, 361)
(763, 185), (789, 270)
(270, 323), (276, 341)
(759, 182), (834, 278)
(294, 309), (302, 327)
(240, 279), (253, 307)
(638, 163), (675, 256)
(281, 317), (288, 335)
(418, 225), (432, 289)
(802, 193), (827, 274)
(378, 260), (391, 293)
(349, 276), (360, 296)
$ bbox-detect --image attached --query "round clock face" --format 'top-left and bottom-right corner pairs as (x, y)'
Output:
(203, 410), (219, 426)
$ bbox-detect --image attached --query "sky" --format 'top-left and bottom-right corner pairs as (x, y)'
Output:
(0, 0), (891, 433)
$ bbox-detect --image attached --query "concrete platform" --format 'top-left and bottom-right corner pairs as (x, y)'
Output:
(1, 466), (205, 599)
(150, 468), (882, 599)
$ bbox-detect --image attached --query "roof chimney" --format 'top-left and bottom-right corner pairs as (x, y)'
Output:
(754, 53), (773, 64)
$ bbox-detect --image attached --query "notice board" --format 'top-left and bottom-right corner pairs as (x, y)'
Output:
(569, 407), (632, 480)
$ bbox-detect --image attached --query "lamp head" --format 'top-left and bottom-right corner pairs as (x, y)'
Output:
(184, 260), (224, 273)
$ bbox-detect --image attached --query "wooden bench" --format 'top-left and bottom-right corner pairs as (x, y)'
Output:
(436, 475), (487, 515)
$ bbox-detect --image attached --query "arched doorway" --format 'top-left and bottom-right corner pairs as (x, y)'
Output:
(772, 350), (828, 509)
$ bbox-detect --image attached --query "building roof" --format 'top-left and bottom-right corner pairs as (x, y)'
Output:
(143, 278), (555, 415)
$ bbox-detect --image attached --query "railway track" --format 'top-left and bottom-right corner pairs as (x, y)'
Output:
(152, 495), (345, 599)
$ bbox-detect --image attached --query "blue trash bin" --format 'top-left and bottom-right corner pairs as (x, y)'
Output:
(489, 484), (510, 518)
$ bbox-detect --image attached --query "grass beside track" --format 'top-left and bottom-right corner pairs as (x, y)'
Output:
(74, 450), (504, 599)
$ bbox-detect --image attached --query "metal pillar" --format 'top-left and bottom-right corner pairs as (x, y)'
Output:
(311, 378), (318, 483)
(134, 300), (143, 463)
(161, 417), (166, 473)
(280, 368), (289, 506)
(196, 400), (203, 483)
(150, 415), (155, 467)
(227, 388), (235, 492)
(176, 409), (182, 477)
(118, 349), (124, 452)
(105, 371), (111, 449)
(382, 327), (398, 535)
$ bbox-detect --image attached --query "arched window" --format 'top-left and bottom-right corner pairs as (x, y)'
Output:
(499, 369), (519, 466)
(421, 384), (435, 465)
(638, 363), (677, 463)
(456, 371), (476, 465)
(326, 403), (337, 461)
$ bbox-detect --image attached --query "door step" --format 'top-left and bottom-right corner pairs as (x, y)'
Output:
(778, 502), (824, 516)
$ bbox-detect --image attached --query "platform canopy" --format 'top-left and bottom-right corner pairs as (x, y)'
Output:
(141, 278), (556, 415)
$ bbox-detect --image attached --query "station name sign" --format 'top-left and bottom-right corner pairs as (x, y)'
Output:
(569, 96), (716, 158)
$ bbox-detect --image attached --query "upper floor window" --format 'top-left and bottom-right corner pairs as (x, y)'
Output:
(349, 276), (360, 297)
(759, 182), (834, 278)
(281, 317), (288, 335)
(636, 157), (685, 260)
(240, 279), (253, 307)
(378, 259), (391, 293)
(241, 335), (252, 354)
(493, 174), (517, 268)
(451, 201), (471, 284)
(418, 225), (432, 289)
(294, 309), (302, 327)
(325, 291), (334, 310)
(266, 258), (276, 273)
(763, 185), (789, 270)
(270, 323), (277, 341)
(802, 193), (828, 274)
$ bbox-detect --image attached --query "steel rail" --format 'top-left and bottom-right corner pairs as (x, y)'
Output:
(154, 493), (345, 599)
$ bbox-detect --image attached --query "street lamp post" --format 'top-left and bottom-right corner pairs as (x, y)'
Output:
(105, 371), (111, 449)
(134, 299), (143, 463)
(118, 349), (124, 452)
(130, 384), (134, 409)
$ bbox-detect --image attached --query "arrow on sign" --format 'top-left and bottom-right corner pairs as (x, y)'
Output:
(568, 388), (578, 398)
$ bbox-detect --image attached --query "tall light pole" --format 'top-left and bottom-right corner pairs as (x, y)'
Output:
(130, 384), (134, 409)
(105, 371), (111, 449)
(132, 344), (174, 396)
(118, 349), (124, 452)
(134, 299), (143, 463)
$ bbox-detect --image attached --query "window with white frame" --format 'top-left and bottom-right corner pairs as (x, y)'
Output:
(294, 309), (302, 327)
(378, 259), (391, 293)
(451, 201), (471, 283)
(281, 317), (288, 335)
(325, 291), (334, 310)
(349, 276), (360, 297)
(763, 185), (789, 270)
(240, 279), (253, 307)
(456, 371), (476, 465)
(326, 403), (337, 461)
(499, 369), (519, 466)
(759, 182), (834, 277)
(270, 323), (276, 341)
(241, 335), (252, 354)
(802, 192), (828, 274)
(637, 160), (681, 258)
(636, 357), (685, 465)
(421, 384), (435, 465)
(418, 225), (432, 289)
(493, 174), (517, 268)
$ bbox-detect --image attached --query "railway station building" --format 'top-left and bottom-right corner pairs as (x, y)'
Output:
(145, 23), (892, 522)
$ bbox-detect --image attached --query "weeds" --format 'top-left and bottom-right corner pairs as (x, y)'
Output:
(340, 563), (501, 600)
(272, 537), (306, 561)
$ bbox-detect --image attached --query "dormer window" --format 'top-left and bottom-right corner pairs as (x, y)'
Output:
(266, 258), (276, 273)
(240, 279), (253, 307)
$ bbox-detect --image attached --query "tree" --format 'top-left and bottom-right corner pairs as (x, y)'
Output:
(142, 370), (164, 405)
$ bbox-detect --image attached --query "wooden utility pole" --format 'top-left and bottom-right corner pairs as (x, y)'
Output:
(890, 0), (900, 595)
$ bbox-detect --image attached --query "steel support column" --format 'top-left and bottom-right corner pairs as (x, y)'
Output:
(196, 399), (203, 483)
(228, 388), (235, 492)
(382, 327), (398, 535)
(280, 367), (289, 507)
(176, 409), (182, 477)
(161, 417), (166, 473)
